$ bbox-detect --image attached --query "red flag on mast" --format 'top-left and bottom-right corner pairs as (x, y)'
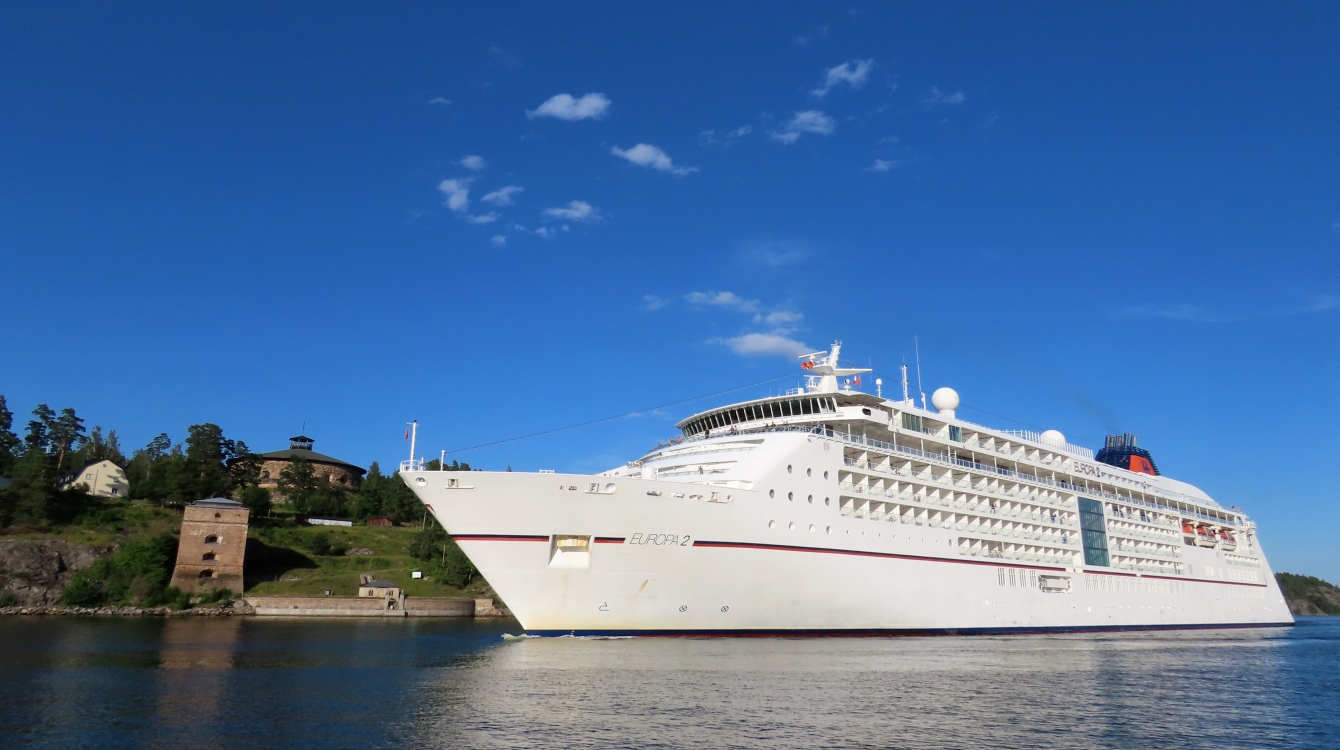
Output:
(404, 427), (409, 440)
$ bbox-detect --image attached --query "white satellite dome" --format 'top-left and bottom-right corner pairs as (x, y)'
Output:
(1040, 429), (1066, 447)
(931, 387), (960, 417)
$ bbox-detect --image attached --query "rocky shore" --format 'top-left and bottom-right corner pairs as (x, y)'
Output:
(1, 602), (251, 617)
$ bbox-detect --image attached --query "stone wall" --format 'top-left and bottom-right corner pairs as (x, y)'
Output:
(246, 595), (478, 618)
(170, 505), (249, 593)
(258, 459), (362, 495)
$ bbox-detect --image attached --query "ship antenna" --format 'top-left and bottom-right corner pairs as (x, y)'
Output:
(900, 360), (910, 403)
(914, 336), (926, 410)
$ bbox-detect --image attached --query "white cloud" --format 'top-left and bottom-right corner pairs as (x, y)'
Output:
(642, 295), (669, 311)
(684, 291), (760, 313)
(925, 87), (967, 105)
(699, 126), (753, 148)
(730, 125), (753, 137)
(769, 110), (836, 143)
(481, 185), (524, 206)
(428, 97), (451, 105)
(611, 143), (697, 176)
(491, 235), (507, 247)
(437, 178), (473, 212)
(813, 59), (874, 97)
(1118, 295), (1339, 323)
(527, 93), (611, 121)
(711, 332), (812, 358)
(541, 200), (600, 222)
(755, 310), (803, 326)
(464, 212), (499, 225)
(866, 159), (895, 172)
(459, 155), (486, 171)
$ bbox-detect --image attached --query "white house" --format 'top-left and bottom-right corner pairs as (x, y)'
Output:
(59, 460), (130, 498)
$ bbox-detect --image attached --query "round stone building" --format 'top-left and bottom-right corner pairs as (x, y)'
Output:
(255, 435), (367, 491)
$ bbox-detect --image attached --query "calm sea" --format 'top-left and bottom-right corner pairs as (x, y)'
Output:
(1, 616), (1336, 749)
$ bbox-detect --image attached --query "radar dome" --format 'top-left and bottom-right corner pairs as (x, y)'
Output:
(931, 387), (960, 417)
(1040, 430), (1066, 447)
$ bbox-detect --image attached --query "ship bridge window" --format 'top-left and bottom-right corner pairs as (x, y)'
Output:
(902, 413), (923, 432)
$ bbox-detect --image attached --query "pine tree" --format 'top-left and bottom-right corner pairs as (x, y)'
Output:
(0, 396), (19, 477)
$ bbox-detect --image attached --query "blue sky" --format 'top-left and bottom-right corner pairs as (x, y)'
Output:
(2, 3), (1338, 578)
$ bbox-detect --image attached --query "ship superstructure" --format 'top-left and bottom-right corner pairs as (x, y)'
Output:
(403, 342), (1292, 635)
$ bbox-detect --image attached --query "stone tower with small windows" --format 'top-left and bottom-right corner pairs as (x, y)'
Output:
(169, 497), (249, 594)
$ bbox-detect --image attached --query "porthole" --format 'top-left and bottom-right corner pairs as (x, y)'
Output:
(826, 526), (832, 534)
(787, 465), (793, 473)
(825, 497), (830, 506)
(769, 489), (775, 498)
(604, 482), (617, 493)
(415, 477), (427, 486)
(807, 495), (813, 504)
(806, 468), (812, 477)
(823, 471), (829, 480)
(788, 492), (794, 501)
(808, 524), (815, 533)
(788, 522), (796, 531)
(768, 520), (776, 529)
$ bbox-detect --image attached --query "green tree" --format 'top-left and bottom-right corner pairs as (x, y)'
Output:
(182, 423), (246, 501)
(70, 426), (127, 469)
(408, 523), (477, 588)
(277, 456), (319, 505)
(127, 435), (189, 507)
(242, 486), (272, 517)
(0, 396), (19, 477)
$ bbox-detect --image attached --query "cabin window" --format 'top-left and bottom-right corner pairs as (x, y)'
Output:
(902, 413), (923, 432)
(949, 426), (962, 442)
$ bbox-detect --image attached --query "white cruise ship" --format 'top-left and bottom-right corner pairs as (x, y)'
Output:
(403, 342), (1293, 636)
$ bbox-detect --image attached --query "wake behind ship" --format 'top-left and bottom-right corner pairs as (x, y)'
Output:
(403, 342), (1293, 636)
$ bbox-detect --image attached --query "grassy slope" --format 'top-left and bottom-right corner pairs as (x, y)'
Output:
(244, 520), (490, 599)
(1, 500), (489, 601)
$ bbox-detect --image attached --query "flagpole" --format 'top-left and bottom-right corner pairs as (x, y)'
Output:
(408, 420), (418, 468)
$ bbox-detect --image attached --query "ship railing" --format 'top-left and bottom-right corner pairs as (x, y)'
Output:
(785, 425), (1234, 526)
(400, 459), (427, 472)
(659, 424), (1235, 526)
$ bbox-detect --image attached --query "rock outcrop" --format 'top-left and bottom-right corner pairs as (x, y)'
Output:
(0, 539), (112, 606)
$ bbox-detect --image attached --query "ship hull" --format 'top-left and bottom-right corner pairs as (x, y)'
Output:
(405, 468), (1294, 636)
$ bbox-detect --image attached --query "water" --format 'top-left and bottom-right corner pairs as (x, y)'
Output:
(1, 617), (1337, 749)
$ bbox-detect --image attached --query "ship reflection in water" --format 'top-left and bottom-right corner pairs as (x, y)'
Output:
(0, 618), (1336, 749)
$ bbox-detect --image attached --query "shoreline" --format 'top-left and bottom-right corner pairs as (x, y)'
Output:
(1, 604), (245, 617)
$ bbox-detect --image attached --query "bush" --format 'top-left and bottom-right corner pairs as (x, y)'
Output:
(59, 573), (105, 606)
(58, 532), (181, 608)
(0, 591), (18, 607)
(409, 525), (477, 588)
(242, 486), (272, 517)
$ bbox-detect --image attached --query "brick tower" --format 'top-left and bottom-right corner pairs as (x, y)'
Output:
(170, 497), (249, 593)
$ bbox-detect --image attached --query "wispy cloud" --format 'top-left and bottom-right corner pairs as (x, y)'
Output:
(464, 212), (499, 225)
(642, 295), (669, 311)
(710, 332), (812, 358)
(1118, 296), (1340, 323)
(925, 87), (966, 106)
(491, 235), (507, 247)
(428, 97), (451, 106)
(481, 185), (524, 206)
(541, 200), (600, 222)
(699, 126), (752, 148)
(611, 143), (698, 176)
(770, 110), (836, 143)
(813, 59), (874, 97)
(866, 159), (895, 172)
(794, 25), (830, 48)
(736, 237), (809, 268)
(527, 93), (611, 121)
(459, 155), (486, 171)
(685, 290), (760, 313)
